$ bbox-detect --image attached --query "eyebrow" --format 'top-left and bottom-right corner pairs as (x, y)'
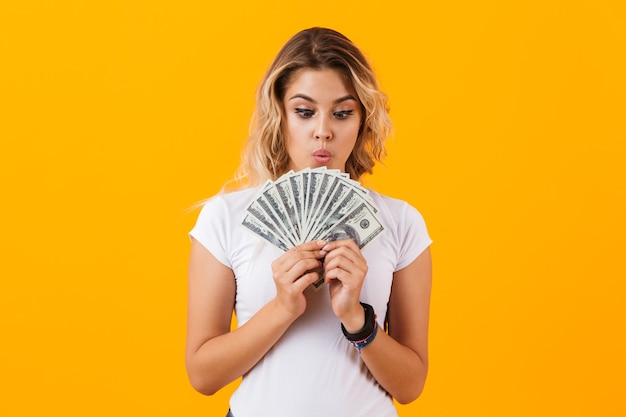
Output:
(288, 94), (358, 104)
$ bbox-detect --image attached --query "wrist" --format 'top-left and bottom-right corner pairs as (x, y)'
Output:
(268, 298), (303, 325)
(341, 302), (376, 340)
(341, 302), (378, 354)
(339, 303), (367, 333)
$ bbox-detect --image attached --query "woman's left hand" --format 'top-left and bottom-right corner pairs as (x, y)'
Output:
(321, 239), (368, 332)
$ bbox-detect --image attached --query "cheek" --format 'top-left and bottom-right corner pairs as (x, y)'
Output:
(285, 117), (309, 138)
(343, 120), (362, 140)
(282, 121), (297, 146)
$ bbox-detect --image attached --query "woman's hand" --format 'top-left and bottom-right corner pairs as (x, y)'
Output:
(321, 239), (369, 332)
(271, 240), (327, 319)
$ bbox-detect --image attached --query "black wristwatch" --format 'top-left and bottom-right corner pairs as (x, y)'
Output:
(341, 302), (377, 342)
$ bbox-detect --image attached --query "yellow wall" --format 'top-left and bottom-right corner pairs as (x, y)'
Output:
(1, 1), (625, 415)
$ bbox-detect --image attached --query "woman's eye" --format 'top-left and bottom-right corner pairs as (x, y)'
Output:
(295, 108), (314, 118)
(334, 110), (353, 119)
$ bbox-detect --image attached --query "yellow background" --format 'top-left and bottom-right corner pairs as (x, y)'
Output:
(1, 1), (625, 415)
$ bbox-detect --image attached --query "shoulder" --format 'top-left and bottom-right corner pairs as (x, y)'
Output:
(191, 186), (261, 235)
(189, 186), (263, 265)
(366, 189), (432, 262)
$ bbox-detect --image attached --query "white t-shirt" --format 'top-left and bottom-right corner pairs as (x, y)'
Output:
(189, 186), (432, 417)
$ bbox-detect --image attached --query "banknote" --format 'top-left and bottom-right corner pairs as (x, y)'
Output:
(319, 201), (384, 249)
(241, 167), (385, 284)
(241, 213), (290, 252)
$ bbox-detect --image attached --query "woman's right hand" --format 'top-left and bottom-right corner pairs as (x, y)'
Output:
(271, 240), (328, 319)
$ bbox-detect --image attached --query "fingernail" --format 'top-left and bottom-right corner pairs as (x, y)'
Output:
(317, 240), (326, 246)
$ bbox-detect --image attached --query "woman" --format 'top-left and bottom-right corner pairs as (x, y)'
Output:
(186, 27), (432, 417)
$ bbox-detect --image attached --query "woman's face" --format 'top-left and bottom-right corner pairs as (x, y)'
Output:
(282, 68), (362, 173)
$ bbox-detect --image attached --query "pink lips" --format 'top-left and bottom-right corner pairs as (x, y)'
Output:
(313, 149), (332, 164)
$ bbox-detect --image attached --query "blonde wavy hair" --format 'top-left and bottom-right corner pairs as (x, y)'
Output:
(231, 27), (392, 189)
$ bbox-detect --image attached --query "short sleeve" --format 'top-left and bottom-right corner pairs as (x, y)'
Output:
(396, 203), (432, 271)
(189, 196), (232, 269)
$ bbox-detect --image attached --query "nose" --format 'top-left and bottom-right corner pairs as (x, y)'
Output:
(314, 116), (332, 141)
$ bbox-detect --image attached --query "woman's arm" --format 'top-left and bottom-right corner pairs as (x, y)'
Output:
(322, 238), (432, 404)
(185, 238), (326, 395)
(324, 239), (432, 403)
(359, 247), (432, 403)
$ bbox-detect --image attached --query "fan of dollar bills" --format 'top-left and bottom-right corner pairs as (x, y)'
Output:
(241, 167), (385, 253)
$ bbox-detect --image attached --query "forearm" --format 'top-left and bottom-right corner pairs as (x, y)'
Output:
(359, 328), (428, 404)
(326, 240), (430, 404)
(186, 299), (296, 395)
(360, 248), (432, 403)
